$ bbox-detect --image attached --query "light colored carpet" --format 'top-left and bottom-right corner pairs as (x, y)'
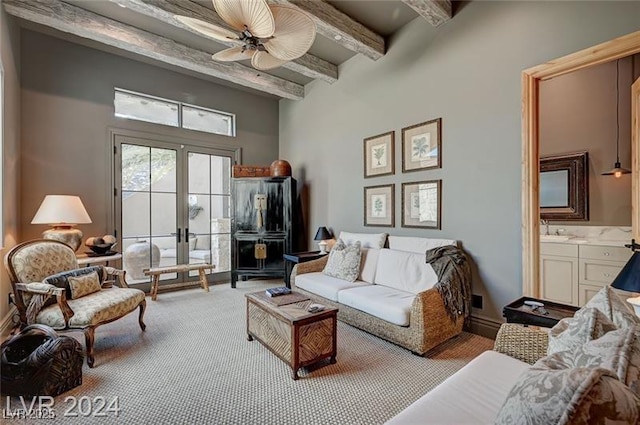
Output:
(12, 280), (493, 424)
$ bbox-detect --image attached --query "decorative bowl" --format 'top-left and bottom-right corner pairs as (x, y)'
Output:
(88, 243), (114, 255)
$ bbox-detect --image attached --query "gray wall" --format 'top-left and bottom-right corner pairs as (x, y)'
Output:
(540, 55), (639, 226)
(279, 1), (640, 325)
(1, 10), (21, 326)
(21, 30), (279, 247)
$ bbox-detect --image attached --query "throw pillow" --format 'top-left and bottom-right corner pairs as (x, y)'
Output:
(323, 239), (362, 282)
(43, 266), (104, 299)
(495, 367), (640, 425)
(537, 325), (640, 397)
(548, 307), (617, 356)
(68, 271), (102, 299)
(583, 286), (639, 329)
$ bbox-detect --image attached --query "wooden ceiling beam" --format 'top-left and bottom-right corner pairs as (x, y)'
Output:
(4, 0), (304, 100)
(107, 0), (338, 84)
(401, 0), (452, 27)
(269, 0), (385, 61)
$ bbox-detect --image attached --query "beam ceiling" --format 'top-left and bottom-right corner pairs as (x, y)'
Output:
(4, 0), (304, 99)
(401, 0), (452, 27)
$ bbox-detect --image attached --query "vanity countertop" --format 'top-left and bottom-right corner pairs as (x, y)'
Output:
(540, 237), (628, 247)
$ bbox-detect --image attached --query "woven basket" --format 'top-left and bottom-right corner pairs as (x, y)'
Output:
(493, 323), (549, 365)
(1, 324), (83, 397)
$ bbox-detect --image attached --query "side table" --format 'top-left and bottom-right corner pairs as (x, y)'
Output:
(503, 296), (579, 328)
(77, 253), (122, 267)
(283, 251), (327, 288)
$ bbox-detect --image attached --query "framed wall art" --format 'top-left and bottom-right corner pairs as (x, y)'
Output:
(364, 184), (395, 227)
(402, 118), (441, 172)
(401, 180), (441, 229)
(364, 131), (395, 178)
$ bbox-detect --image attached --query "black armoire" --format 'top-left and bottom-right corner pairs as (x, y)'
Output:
(231, 176), (296, 287)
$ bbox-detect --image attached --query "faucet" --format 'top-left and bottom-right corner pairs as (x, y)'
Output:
(540, 219), (549, 236)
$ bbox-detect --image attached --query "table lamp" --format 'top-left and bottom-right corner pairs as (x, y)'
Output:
(610, 239), (640, 316)
(314, 226), (332, 254)
(31, 195), (92, 252)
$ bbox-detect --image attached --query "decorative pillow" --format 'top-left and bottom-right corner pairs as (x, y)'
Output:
(43, 266), (104, 299)
(538, 325), (640, 396)
(583, 286), (639, 329)
(338, 232), (387, 249)
(68, 271), (102, 299)
(323, 239), (362, 282)
(495, 367), (640, 425)
(548, 307), (618, 356)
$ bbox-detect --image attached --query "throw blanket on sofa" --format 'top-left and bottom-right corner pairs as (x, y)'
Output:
(425, 246), (472, 326)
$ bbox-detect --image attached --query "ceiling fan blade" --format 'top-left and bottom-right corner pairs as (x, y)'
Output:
(213, 47), (256, 62)
(175, 16), (240, 44)
(251, 51), (289, 70)
(213, 0), (275, 38)
(263, 5), (316, 61)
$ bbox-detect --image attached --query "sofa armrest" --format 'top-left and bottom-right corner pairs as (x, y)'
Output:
(494, 323), (549, 364)
(290, 256), (329, 285)
(412, 287), (465, 349)
(16, 282), (75, 326)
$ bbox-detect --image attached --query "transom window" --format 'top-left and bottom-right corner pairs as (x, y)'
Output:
(114, 88), (235, 137)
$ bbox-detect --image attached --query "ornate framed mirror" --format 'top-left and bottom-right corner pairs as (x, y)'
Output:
(539, 151), (589, 221)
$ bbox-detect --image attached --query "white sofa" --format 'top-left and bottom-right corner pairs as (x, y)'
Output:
(291, 233), (471, 355)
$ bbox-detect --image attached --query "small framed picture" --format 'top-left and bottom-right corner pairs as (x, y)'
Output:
(364, 184), (395, 227)
(402, 118), (441, 172)
(401, 180), (441, 229)
(364, 131), (395, 178)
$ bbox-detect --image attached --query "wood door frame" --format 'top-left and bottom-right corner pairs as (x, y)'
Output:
(522, 30), (640, 297)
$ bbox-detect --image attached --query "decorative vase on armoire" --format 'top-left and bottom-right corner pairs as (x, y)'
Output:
(231, 176), (295, 288)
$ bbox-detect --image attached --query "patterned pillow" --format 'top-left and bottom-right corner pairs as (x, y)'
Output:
(548, 307), (617, 356)
(538, 325), (640, 397)
(323, 239), (362, 282)
(583, 286), (639, 329)
(495, 367), (640, 425)
(68, 271), (102, 299)
(43, 266), (104, 299)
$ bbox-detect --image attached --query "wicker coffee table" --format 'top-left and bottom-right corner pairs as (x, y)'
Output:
(245, 291), (338, 380)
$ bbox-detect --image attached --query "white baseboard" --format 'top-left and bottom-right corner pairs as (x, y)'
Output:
(1, 306), (17, 339)
(469, 314), (502, 340)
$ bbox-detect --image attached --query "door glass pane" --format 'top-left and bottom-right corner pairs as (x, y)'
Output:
(188, 152), (210, 194)
(121, 143), (177, 285)
(211, 156), (231, 195)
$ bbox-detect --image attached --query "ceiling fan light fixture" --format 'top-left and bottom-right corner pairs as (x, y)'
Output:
(213, 0), (275, 38)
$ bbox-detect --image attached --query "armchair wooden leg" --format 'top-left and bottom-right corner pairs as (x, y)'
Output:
(84, 327), (96, 368)
(138, 300), (147, 331)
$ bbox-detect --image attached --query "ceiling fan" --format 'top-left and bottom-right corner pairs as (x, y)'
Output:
(176, 0), (316, 71)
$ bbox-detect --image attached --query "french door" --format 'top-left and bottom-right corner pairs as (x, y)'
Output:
(114, 134), (233, 291)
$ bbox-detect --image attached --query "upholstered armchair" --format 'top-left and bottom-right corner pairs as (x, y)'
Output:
(4, 240), (147, 367)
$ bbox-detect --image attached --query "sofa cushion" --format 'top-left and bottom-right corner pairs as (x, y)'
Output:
(387, 235), (457, 253)
(296, 272), (370, 302)
(323, 239), (362, 282)
(189, 250), (211, 261)
(68, 271), (102, 299)
(539, 325), (640, 397)
(373, 249), (438, 294)
(358, 248), (379, 284)
(548, 307), (618, 356)
(495, 366), (640, 425)
(385, 351), (529, 425)
(338, 231), (387, 249)
(583, 285), (639, 329)
(195, 234), (210, 251)
(337, 285), (415, 326)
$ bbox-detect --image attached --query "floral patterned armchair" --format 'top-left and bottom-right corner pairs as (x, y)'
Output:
(4, 240), (147, 367)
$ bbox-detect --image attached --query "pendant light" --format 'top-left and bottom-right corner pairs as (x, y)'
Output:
(602, 59), (631, 178)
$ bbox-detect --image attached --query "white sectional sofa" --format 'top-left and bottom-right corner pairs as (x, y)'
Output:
(291, 232), (471, 355)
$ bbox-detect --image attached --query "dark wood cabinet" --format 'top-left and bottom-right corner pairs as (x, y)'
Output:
(231, 176), (295, 287)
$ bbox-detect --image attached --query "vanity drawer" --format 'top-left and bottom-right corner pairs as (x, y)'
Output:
(578, 259), (625, 285)
(579, 245), (631, 262)
(540, 243), (578, 258)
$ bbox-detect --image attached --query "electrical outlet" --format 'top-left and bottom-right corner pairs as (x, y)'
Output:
(472, 294), (483, 309)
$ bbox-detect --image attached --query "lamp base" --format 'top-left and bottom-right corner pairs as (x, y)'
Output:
(318, 241), (328, 254)
(42, 227), (83, 252)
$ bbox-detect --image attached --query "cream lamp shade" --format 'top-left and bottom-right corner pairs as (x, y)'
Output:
(31, 195), (92, 252)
